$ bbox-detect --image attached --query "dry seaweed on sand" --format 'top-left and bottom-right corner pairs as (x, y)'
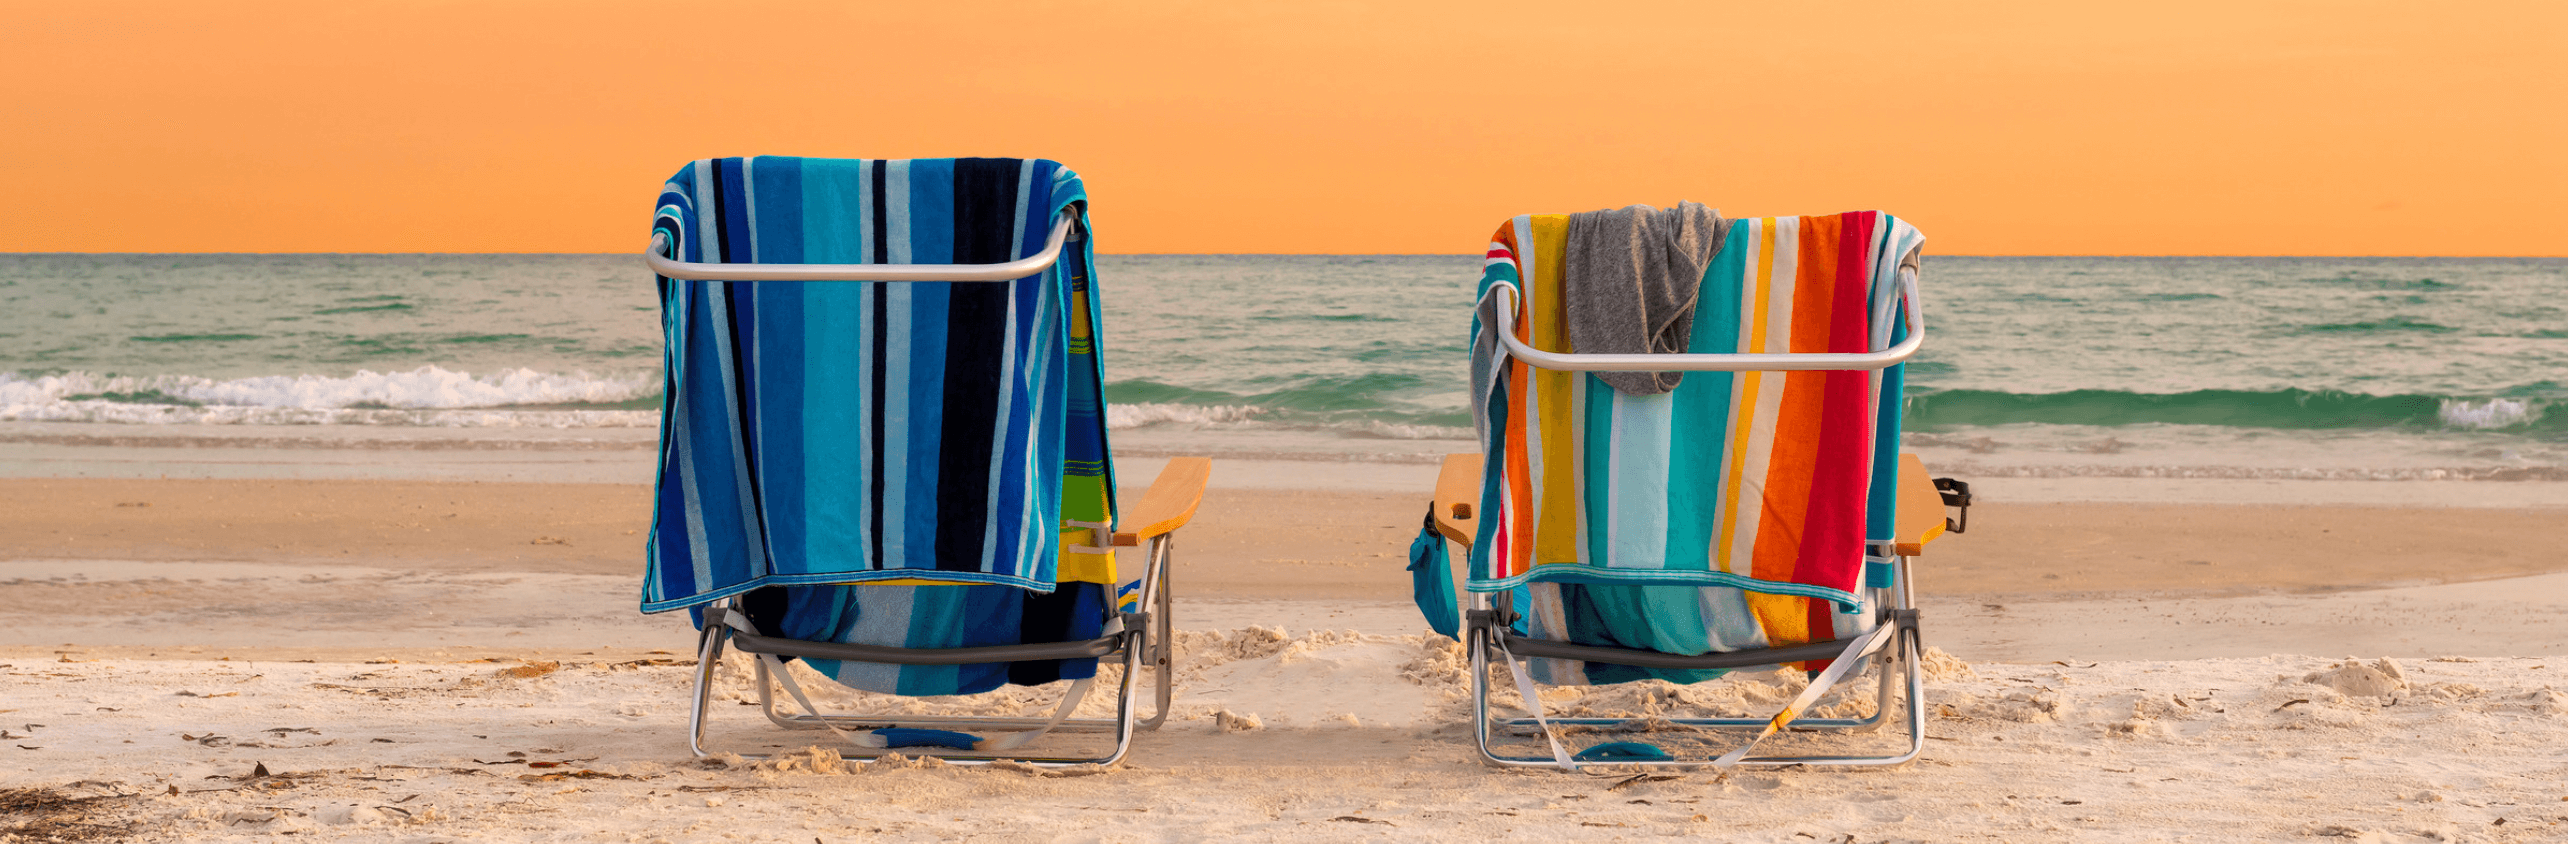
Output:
(0, 784), (140, 843)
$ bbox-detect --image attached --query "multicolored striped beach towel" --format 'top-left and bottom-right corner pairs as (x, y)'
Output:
(1468, 211), (1924, 661)
(641, 157), (1116, 615)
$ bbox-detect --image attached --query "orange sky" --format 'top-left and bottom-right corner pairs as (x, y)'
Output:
(8, 1), (2563, 255)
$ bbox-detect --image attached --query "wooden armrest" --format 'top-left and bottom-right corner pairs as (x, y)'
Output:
(1112, 457), (1211, 545)
(1431, 453), (1480, 547)
(1890, 453), (1948, 556)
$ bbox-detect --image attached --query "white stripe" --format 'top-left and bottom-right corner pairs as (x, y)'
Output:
(742, 156), (762, 261)
(1865, 215), (1895, 350)
(1729, 218), (1797, 573)
(883, 281), (913, 565)
(854, 282), (876, 556)
(1011, 161), (1034, 256)
(852, 161), (876, 555)
(880, 161), (913, 565)
(692, 160), (720, 261)
(885, 161), (912, 264)
(1764, 217), (1802, 356)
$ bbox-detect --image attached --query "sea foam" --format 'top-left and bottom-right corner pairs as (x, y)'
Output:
(0, 367), (656, 409)
(0, 367), (661, 427)
(2438, 397), (2540, 430)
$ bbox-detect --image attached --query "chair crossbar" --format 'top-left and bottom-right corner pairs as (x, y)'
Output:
(730, 627), (1130, 665)
(1495, 631), (1869, 671)
(686, 535), (1178, 767)
(1466, 554), (1927, 770)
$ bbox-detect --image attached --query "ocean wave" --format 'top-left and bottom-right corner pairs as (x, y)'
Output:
(1338, 420), (1476, 440)
(1, 367), (657, 410)
(1904, 387), (2561, 435)
(0, 402), (660, 428)
(0, 367), (662, 428)
(1103, 401), (1472, 440)
(2437, 398), (2539, 430)
(1104, 402), (1267, 428)
(1104, 374), (1447, 416)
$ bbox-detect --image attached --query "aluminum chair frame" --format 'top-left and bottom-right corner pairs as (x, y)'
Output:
(654, 205), (1178, 767)
(1459, 266), (1930, 769)
(684, 536), (1177, 767)
(1466, 555), (1926, 769)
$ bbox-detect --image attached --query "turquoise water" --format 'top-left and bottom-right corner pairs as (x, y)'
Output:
(2, 253), (2562, 477)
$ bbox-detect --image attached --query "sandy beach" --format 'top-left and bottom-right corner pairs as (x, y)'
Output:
(6, 463), (2568, 841)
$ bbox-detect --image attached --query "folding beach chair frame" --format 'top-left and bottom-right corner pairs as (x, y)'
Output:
(682, 533), (1179, 767)
(651, 208), (1189, 767)
(1449, 268), (1937, 770)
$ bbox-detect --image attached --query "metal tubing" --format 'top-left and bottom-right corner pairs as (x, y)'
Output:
(731, 630), (1121, 665)
(766, 715), (1130, 732)
(1467, 562), (1926, 769)
(647, 209), (1079, 282)
(685, 610), (729, 758)
(1484, 265), (1922, 372)
(1499, 631), (1866, 670)
(694, 517), (1173, 767)
(1140, 535), (1176, 730)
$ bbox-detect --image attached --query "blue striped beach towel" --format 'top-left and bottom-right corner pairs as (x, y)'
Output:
(641, 157), (1122, 696)
(641, 156), (1115, 610)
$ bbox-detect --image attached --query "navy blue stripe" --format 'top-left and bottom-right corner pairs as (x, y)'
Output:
(867, 159), (890, 569)
(715, 158), (753, 264)
(932, 158), (1020, 571)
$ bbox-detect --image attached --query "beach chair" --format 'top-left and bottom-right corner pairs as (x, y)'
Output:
(639, 157), (1208, 766)
(1411, 211), (1961, 769)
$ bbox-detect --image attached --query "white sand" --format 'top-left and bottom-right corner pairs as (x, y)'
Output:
(8, 454), (2568, 841)
(7, 557), (2568, 841)
(5, 639), (2567, 842)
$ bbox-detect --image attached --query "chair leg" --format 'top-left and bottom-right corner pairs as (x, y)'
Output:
(687, 607), (732, 758)
(1141, 535), (1176, 730)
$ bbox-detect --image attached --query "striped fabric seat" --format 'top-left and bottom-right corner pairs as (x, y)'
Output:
(1468, 211), (1925, 678)
(642, 157), (1117, 614)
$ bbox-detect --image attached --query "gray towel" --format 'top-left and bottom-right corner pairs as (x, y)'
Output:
(1563, 201), (1729, 395)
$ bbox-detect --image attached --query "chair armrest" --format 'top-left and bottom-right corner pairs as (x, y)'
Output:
(1891, 453), (1949, 556)
(1432, 453), (1480, 547)
(1113, 457), (1211, 545)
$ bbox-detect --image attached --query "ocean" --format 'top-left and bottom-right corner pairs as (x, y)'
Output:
(2, 253), (2562, 483)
